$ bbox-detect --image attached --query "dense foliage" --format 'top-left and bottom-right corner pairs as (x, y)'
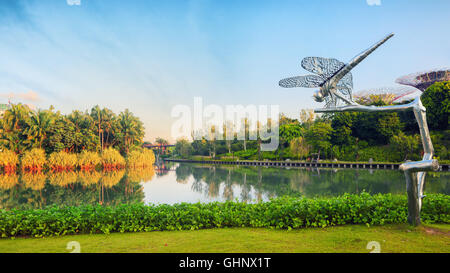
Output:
(0, 104), (144, 155)
(0, 193), (447, 238)
(173, 82), (450, 162)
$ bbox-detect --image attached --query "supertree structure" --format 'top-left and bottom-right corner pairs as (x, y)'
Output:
(396, 68), (450, 91)
(353, 86), (418, 105)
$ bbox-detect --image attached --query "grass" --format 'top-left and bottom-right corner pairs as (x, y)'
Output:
(0, 224), (448, 253)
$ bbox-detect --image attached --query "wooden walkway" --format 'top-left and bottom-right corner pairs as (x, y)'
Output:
(164, 159), (450, 171)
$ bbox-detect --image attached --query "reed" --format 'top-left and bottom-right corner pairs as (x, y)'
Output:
(48, 151), (78, 171)
(21, 148), (47, 172)
(77, 150), (101, 170)
(126, 149), (155, 168)
(101, 148), (126, 170)
(0, 150), (19, 173)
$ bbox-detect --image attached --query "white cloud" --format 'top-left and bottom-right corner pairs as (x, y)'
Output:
(367, 0), (382, 6)
(0, 90), (41, 102)
(67, 0), (81, 6)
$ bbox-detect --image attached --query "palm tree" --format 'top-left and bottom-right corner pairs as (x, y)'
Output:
(100, 108), (116, 149)
(25, 109), (54, 149)
(2, 104), (30, 132)
(0, 104), (30, 153)
(118, 109), (144, 154)
(90, 105), (104, 152)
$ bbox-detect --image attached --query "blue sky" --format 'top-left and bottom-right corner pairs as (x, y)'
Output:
(0, 0), (449, 142)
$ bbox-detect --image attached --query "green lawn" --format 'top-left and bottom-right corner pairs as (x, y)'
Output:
(0, 224), (449, 253)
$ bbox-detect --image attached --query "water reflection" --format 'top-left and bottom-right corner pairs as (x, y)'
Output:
(141, 163), (449, 205)
(0, 173), (18, 190)
(0, 163), (448, 209)
(22, 172), (46, 191)
(0, 167), (155, 210)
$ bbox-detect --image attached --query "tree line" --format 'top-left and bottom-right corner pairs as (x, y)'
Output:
(173, 81), (449, 162)
(0, 104), (144, 155)
(0, 104), (156, 172)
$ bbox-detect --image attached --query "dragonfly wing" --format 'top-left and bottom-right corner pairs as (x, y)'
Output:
(279, 75), (325, 88)
(301, 57), (346, 79)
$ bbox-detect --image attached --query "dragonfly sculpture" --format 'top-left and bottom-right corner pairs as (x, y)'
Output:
(279, 33), (394, 109)
(279, 33), (440, 226)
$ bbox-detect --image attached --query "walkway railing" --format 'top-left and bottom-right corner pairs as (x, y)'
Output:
(164, 158), (449, 171)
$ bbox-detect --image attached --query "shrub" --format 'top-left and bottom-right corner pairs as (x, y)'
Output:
(101, 148), (125, 170)
(77, 151), (101, 170)
(0, 150), (19, 172)
(0, 193), (447, 238)
(126, 149), (155, 168)
(48, 151), (78, 171)
(21, 148), (47, 172)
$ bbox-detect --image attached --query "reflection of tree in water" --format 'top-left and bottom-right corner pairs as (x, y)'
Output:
(175, 164), (192, 184)
(240, 173), (251, 202)
(0, 173), (18, 190)
(155, 161), (176, 177)
(223, 169), (234, 200)
(77, 171), (101, 186)
(0, 170), (145, 210)
(48, 171), (78, 187)
(22, 172), (47, 191)
(423, 172), (450, 195)
(126, 167), (155, 183)
(174, 163), (449, 200)
(101, 170), (125, 188)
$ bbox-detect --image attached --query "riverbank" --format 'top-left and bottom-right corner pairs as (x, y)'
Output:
(0, 224), (448, 253)
(164, 158), (450, 171)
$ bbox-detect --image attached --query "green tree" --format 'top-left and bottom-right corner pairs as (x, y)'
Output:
(117, 109), (144, 154)
(421, 81), (450, 130)
(305, 121), (333, 159)
(279, 123), (303, 147)
(289, 137), (309, 160)
(390, 132), (420, 161)
(25, 109), (54, 149)
(0, 104), (31, 153)
(175, 138), (192, 158)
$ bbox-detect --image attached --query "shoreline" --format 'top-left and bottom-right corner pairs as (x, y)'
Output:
(164, 158), (450, 171)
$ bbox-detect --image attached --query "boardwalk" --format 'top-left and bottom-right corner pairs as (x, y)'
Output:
(164, 158), (450, 171)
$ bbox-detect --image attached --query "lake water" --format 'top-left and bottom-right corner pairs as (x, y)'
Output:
(0, 162), (448, 210)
